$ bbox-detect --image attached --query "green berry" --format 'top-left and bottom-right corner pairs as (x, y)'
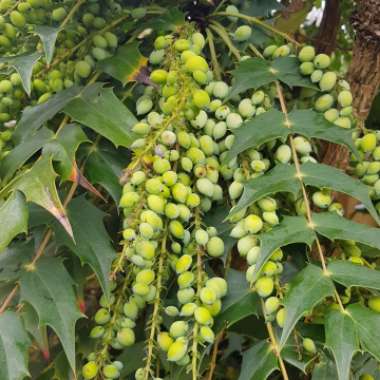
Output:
(10, 11), (26, 27)
(264, 296), (280, 314)
(75, 60), (92, 78)
(158, 332), (173, 351)
(200, 326), (215, 344)
(212, 81), (229, 99)
(255, 276), (274, 297)
(194, 306), (213, 325)
(174, 38), (190, 51)
(82, 361), (99, 379)
(310, 69), (323, 83)
(200, 287), (217, 305)
(312, 191), (332, 209)
(185, 55), (208, 72)
(244, 214), (263, 234)
(52, 7), (67, 21)
(206, 277), (227, 298)
(176, 254), (192, 274)
(170, 321), (189, 338)
(234, 25), (252, 41)
(167, 338), (188, 362)
(207, 236), (224, 257)
(337, 90), (353, 107)
(314, 54), (331, 69)
(324, 108), (339, 123)
(334, 117), (351, 129)
(103, 364), (120, 379)
(177, 287), (195, 304)
(299, 62), (314, 75)
(193, 89), (210, 108)
(276, 308), (286, 327)
(195, 229), (209, 245)
(117, 327), (135, 346)
(315, 94), (334, 112)
(302, 338), (317, 354)
(298, 45), (315, 62)
(169, 220), (185, 239)
(319, 71), (337, 92)
(368, 296), (380, 313)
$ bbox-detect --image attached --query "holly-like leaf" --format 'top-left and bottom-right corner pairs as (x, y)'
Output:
(328, 261), (380, 290)
(348, 304), (380, 361)
(14, 85), (82, 143)
(98, 43), (148, 85)
(0, 191), (29, 252)
(34, 25), (60, 64)
(63, 83), (138, 148)
(52, 196), (116, 298)
(0, 311), (31, 380)
(0, 52), (41, 95)
(229, 56), (316, 98)
(238, 340), (278, 380)
(280, 264), (335, 347)
(215, 269), (260, 332)
(325, 310), (358, 380)
(312, 359), (339, 380)
(85, 143), (128, 204)
(225, 109), (357, 162)
(282, 345), (314, 373)
(19, 257), (83, 372)
(1, 155), (73, 238)
(255, 216), (316, 279)
(313, 213), (380, 251)
(0, 127), (54, 182)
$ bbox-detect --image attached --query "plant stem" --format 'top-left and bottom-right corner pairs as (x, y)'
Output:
(60, 0), (85, 29)
(206, 28), (222, 80)
(212, 11), (301, 46)
(209, 21), (241, 60)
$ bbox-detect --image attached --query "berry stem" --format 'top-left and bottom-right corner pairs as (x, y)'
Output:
(143, 230), (168, 380)
(206, 28), (222, 81)
(209, 21), (241, 60)
(212, 11), (301, 47)
(60, 0), (86, 29)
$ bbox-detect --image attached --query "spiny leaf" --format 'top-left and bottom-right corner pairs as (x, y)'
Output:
(34, 25), (60, 64)
(0, 127), (54, 182)
(98, 42), (148, 85)
(311, 358), (338, 380)
(282, 345), (315, 373)
(0, 311), (31, 380)
(0, 52), (41, 95)
(255, 215), (316, 279)
(238, 340), (278, 380)
(348, 303), (380, 361)
(63, 83), (138, 148)
(328, 261), (380, 290)
(0, 191), (28, 252)
(229, 56), (316, 98)
(313, 213), (380, 251)
(280, 264), (335, 347)
(14, 85), (82, 143)
(325, 310), (358, 380)
(52, 196), (116, 298)
(1, 155), (73, 238)
(19, 257), (83, 372)
(226, 109), (357, 162)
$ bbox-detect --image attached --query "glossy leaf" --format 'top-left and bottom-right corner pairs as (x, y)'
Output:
(348, 303), (380, 361)
(34, 26), (60, 64)
(146, 8), (185, 33)
(0, 311), (31, 380)
(14, 85), (82, 143)
(229, 56), (316, 98)
(1, 155), (73, 238)
(314, 213), (380, 251)
(52, 196), (116, 298)
(325, 310), (358, 380)
(0, 191), (28, 252)
(19, 257), (83, 372)
(0, 52), (41, 95)
(255, 215), (316, 278)
(98, 43), (148, 85)
(312, 359), (339, 380)
(280, 264), (335, 347)
(328, 261), (380, 290)
(63, 83), (137, 148)
(238, 340), (278, 380)
(282, 345), (314, 373)
(0, 127), (54, 182)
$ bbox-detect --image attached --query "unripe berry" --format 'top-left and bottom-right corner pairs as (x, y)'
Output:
(167, 338), (188, 362)
(150, 69), (168, 84)
(94, 308), (111, 324)
(302, 338), (317, 354)
(255, 277), (274, 297)
(246, 265), (256, 283)
(310, 69), (323, 83)
(136, 96), (153, 115)
(207, 300), (222, 316)
(319, 71), (337, 92)
(368, 296), (380, 313)
(213, 81), (229, 99)
(206, 277), (228, 298)
(361, 133), (377, 152)
(244, 214), (263, 234)
(177, 288), (195, 304)
(334, 117), (351, 129)
(10, 11), (26, 27)
(158, 332), (173, 351)
(247, 247), (260, 265)
(273, 45), (291, 57)
(185, 55), (209, 72)
(195, 229), (209, 245)
(337, 90), (353, 107)
(192, 32), (206, 49)
(324, 108), (339, 123)
(154, 35), (169, 50)
(299, 62), (314, 75)
(314, 54), (331, 69)
(263, 45), (277, 57)
(194, 306), (213, 325)
(172, 183), (189, 203)
(207, 236), (225, 257)
(196, 178), (214, 197)
(200, 287), (217, 305)
(117, 327), (135, 346)
(174, 38), (190, 51)
(237, 235), (257, 256)
(193, 89), (210, 108)
(276, 308), (286, 327)
(178, 271), (195, 288)
(165, 306), (179, 317)
(170, 321), (189, 338)
(0, 80), (12, 93)
(298, 45), (316, 62)
(200, 326), (215, 343)
(180, 302), (197, 316)
(234, 25), (252, 41)
(169, 220), (185, 239)
(82, 361), (99, 379)
(226, 113), (243, 129)
(136, 269), (155, 285)
(133, 283), (150, 296)
(135, 240), (156, 260)
(238, 98), (255, 118)
(360, 375), (375, 380)
(275, 144), (291, 163)
(52, 7), (67, 21)
(176, 255), (192, 274)
(264, 296), (280, 314)
(74, 59), (92, 79)
(123, 301), (138, 319)
(312, 191), (332, 209)
(103, 364), (120, 379)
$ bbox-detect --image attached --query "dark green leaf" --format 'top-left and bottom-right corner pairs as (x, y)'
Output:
(34, 25), (60, 64)
(229, 57), (316, 98)
(238, 340), (278, 380)
(0, 127), (54, 182)
(118, 341), (145, 377)
(328, 261), (380, 290)
(348, 303), (380, 361)
(301, 162), (379, 223)
(282, 345), (314, 373)
(52, 196), (116, 298)
(280, 264), (335, 347)
(0, 240), (33, 281)
(14, 85), (82, 143)
(63, 83), (137, 148)
(312, 359), (338, 380)
(146, 8), (185, 33)
(1, 156), (72, 237)
(231, 164), (299, 216)
(242, 0), (282, 16)
(255, 216), (316, 279)
(313, 213), (380, 251)
(98, 43), (148, 85)
(0, 311), (31, 380)
(0, 52), (41, 95)
(325, 310), (358, 380)
(19, 257), (83, 372)
(0, 191), (28, 252)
